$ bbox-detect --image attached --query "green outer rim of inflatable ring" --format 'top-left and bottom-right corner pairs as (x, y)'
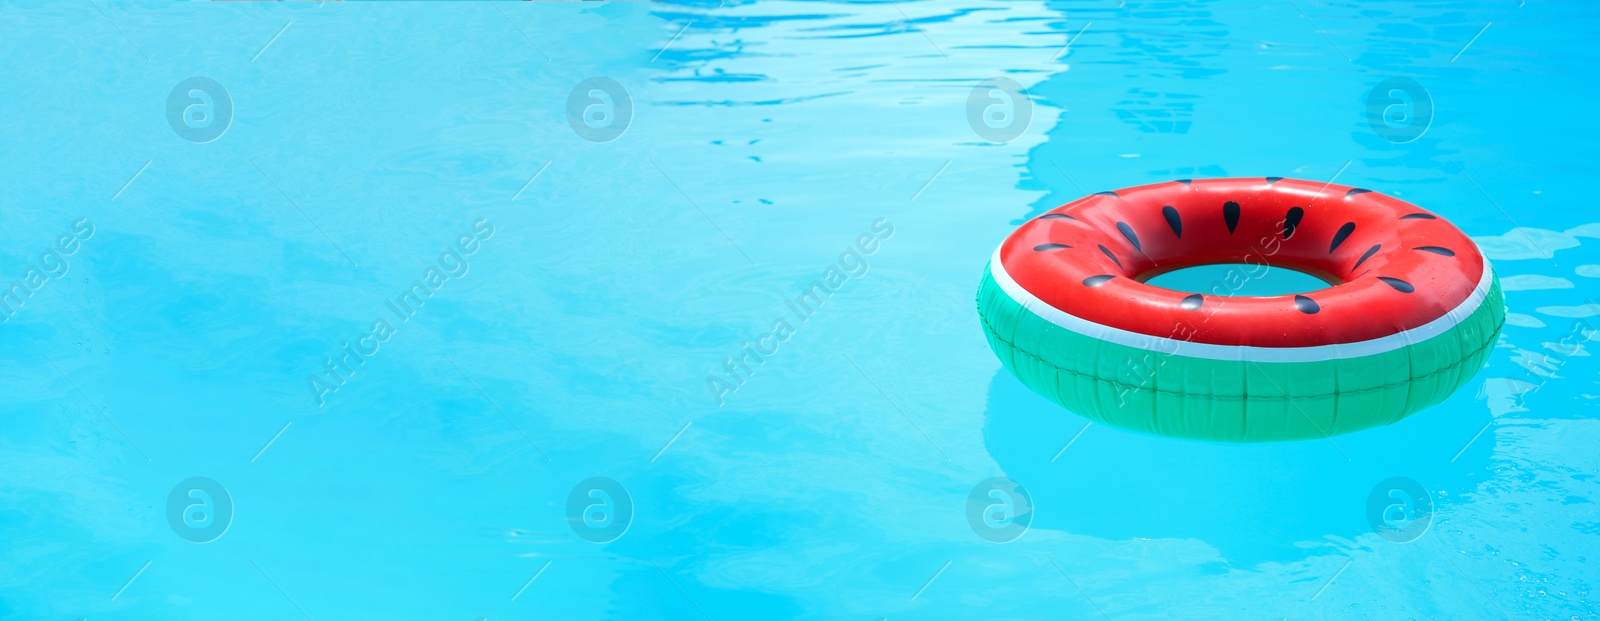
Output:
(977, 263), (1507, 442)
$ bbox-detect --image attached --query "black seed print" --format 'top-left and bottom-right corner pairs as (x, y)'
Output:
(1180, 294), (1203, 310)
(1116, 222), (1142, 251)
(1176, 179), (1192, 186)
(1098, 244), (1124, 270)
(1033, 243), (1072, 251)
(1352, 244), (1381, 270)
(1162, 206), (1183, 238)
(1329, 222), (1356, 253)
(1094, 191), (1120, 197)
(1283, 207), (1304, 239)
(1399, 213), (1437, 220)
(1083, 275), (1115, 287)
(1345, 188), (1372, 197)
(1223, 201), (1241, 233)
(1378, 277), (1415, 293)
(1265, 176), (1284, 185)
(1294, 295), (1320, 314)
(1040, 213), (1075, 220)
(1415, 246), (1455, 256)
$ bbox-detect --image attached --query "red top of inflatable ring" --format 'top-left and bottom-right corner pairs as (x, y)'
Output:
(997, 177), (1487, 348)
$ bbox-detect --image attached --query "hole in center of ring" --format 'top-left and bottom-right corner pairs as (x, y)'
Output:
(1141, 263), (1335, 296)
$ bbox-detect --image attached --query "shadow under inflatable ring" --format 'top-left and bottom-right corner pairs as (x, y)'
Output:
(977, 177), (1506, 442)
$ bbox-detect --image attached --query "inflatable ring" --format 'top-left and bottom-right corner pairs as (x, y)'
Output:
(978, 177), (1505, 442)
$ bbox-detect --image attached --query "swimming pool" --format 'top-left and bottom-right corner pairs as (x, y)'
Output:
(1, 1), (1596, 619)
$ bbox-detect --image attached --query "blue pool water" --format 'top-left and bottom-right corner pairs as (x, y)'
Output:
(1145, 264), (1333, 295)
(2, 1), (1598, 619)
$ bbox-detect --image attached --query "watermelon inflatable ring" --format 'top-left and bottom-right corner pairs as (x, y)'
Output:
(978, 177), (1505, 442)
